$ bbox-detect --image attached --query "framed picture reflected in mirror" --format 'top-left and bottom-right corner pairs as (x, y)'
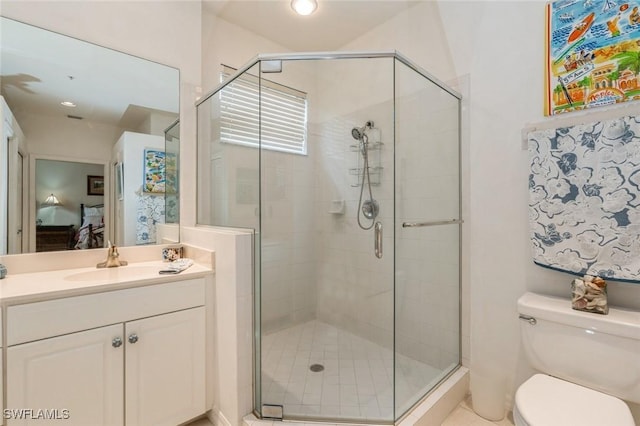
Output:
(87, 175), (104, 196)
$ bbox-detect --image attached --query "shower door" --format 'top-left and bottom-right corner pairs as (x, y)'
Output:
(393, 59), (461, 414)
(247, 52), (461, 424)
(257, 56), (396, 423)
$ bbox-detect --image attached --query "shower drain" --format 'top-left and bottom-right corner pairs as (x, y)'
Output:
(309, 363), (325, 372)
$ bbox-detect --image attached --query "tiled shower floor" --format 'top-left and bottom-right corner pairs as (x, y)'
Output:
(261, 320), (443, 422)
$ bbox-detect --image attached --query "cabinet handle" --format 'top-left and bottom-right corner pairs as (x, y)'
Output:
(128, 333), (139, 344)
(112, 337), (123, 348)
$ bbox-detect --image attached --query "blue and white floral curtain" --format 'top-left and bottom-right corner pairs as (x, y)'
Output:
(528, 115), (640, 282)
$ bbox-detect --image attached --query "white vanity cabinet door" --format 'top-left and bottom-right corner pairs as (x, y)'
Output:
(125, 307), (205, 426)
(7, 324), (124, 426)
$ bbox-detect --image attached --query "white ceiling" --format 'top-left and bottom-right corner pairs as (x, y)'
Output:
(204, 0), (422, 51)
(0, 17), (179, 128)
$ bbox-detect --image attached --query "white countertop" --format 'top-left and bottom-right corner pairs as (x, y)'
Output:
(0, 260), (213, 304)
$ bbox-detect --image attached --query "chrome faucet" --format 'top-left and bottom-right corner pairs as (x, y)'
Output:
(97, 241), (128, 268)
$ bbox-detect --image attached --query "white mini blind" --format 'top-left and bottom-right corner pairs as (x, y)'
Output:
(220, 68), (308, 155)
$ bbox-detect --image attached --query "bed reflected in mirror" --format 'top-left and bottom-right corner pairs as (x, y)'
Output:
(77, 203), (105, 249)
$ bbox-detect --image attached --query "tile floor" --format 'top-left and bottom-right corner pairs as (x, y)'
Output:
(261, 320), (452, 422)
(442, 395), (515, 426)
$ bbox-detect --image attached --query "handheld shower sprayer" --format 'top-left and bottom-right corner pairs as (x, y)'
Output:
(351, 127), (364, 140)
(351, 121), (374, 155)
(352, 121), (379, 230)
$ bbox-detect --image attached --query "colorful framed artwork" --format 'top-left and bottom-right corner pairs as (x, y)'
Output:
(143, 149), (178, 194)
(143, 149), (166, 193)
(546, 0), (640, 115)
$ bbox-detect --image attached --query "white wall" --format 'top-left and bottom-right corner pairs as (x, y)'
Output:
(17, 112), (123, 162)
(136, 112), (177, 137)
(336, 1), (457, 89)
(201, 12), (293, 92)
(435, 1), (533, 411)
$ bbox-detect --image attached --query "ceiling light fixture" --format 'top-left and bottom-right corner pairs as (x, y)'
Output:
(291, 0), (317, 16)
(60, 101), (76, 107)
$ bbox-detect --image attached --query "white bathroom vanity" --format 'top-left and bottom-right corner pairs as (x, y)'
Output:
(0, 259), (213, 426)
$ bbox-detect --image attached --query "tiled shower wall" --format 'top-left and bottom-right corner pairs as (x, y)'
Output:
(311, 59), (460, 371)
(313, 107), (395, 350)
(261, 146), (318, 332)
(309, 58), (395, 352)
(260, 62), (320, 333)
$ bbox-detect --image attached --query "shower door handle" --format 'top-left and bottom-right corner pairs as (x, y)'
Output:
(374, 222), (383, 259)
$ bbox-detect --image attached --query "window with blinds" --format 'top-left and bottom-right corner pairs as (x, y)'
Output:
(220, 67), (308, 155)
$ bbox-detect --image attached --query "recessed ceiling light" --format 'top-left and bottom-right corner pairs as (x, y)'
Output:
(61, 101), (76, 107)
(291, 0), (317, 16)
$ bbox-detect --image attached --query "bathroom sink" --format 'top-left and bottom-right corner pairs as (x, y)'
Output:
(64, 265), (163, 282)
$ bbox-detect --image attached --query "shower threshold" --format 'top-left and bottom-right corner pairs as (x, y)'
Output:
(247, 365), (468, 425)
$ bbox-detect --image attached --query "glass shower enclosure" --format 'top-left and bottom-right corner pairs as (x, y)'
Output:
(196, 51), (461, 423)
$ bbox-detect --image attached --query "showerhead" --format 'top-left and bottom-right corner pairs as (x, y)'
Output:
(351, 121), (374, 140)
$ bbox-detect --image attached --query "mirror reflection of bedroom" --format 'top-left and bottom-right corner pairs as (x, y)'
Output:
(0, 17), (180, 254)
(35, 159), (105, 252)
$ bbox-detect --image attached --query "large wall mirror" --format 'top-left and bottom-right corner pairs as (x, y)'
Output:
(0, 17), (180, 254)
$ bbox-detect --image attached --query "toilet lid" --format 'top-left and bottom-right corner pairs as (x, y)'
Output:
(515, 374), (635, 426)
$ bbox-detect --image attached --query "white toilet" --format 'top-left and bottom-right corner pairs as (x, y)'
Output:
(514, 292), (639, 426)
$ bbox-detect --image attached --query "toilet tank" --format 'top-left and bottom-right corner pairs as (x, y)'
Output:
(518, 292), (640, 404)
